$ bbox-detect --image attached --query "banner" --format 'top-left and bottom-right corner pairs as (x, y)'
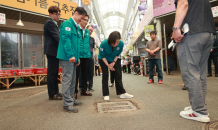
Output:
(144, 25), (154, 41)
(0, 0), (77, 20)
(153, 0), (175, 17)
(0, 13), (6, 25)
(212, 6), (218, 17)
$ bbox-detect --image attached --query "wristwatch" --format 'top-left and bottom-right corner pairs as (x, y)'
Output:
(172, 27), (181, 31)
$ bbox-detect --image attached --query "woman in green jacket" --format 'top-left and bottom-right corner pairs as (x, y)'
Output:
(98, 31), (133, 101)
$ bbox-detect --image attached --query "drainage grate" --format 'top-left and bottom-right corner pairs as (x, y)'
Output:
(97, 101), (137, 113)
(205, 120), (218, 130)
(3, 90), (46, 99)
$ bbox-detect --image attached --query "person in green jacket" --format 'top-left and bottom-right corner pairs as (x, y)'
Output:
(77, 14), (92, 96)
(56, 7), (87, 113)
(98, 31), (134, 101)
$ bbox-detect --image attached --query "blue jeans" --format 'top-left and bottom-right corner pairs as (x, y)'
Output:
(148, 59), (163, 82)
(60, 60), (77, 107)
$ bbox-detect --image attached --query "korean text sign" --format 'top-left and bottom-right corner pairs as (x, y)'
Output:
(153, 0), (175, 17)
(0, 0), (78, 20)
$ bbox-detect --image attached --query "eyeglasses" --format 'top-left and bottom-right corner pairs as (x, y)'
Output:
(54, 13), (61, 17)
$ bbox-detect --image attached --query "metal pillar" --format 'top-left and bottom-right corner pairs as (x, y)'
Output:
(163, 24), (168, 74)
(156, 19), (164, 73)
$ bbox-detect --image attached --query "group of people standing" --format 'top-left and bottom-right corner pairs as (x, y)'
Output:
(44, 6), (133, 112)
(44, 6), (97, 112)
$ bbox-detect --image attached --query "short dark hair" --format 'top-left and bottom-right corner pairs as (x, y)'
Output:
(48, 6), (61, 14)
(150, 31), (157, 35)
(74, 7), (87, 15)
(85, 14), (90, 19)
(86, 25), (93, 29)
(127, 55), (129, 56)
(108, 31), (121, 45)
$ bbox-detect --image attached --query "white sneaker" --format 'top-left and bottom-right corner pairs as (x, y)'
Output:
(184, 106), (209, 116)
(184, 106), (192, 111)
(180, 110), (210, 123)
(104, 96), (109, 101)
(120, 93), (133, 99)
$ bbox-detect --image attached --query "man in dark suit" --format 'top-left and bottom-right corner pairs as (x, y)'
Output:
(44, 6), (62, 100)
(208, 38), (218, 77)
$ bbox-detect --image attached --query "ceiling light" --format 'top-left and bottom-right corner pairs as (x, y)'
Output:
(16, 12), (24, 27)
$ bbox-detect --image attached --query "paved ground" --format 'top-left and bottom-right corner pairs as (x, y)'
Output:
(0, 70), (218, 130)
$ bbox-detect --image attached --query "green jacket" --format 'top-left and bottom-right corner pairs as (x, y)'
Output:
(78, 28), (91, 58)
(57, 18), (80, 63)
(98, 39), (124, 63)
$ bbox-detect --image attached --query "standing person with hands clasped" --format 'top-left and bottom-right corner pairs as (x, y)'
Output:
(172, 0), (216, 122)
(145, 31), (163, 84)
(57, 7), (87, 113)
(98, 31), (133, 101)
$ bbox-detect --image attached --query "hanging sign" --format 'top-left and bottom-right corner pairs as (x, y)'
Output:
(212, 6), (218, 17)
(82, 0), (91, 6)
(0, 0), (77, 20)
(0, 13), (6, 25)
(144, 25), (154, 41)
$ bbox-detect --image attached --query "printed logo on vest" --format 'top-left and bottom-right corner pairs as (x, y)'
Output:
(117, 47), (119, 50)
(65, 27), (71, 31)
(100, 48), (103, 51)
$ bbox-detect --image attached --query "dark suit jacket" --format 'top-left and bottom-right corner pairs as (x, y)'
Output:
(211, 38), (218, 56)
(44, 18), (60, 57)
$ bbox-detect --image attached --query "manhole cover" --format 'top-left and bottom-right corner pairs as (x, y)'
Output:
(3, 90), (46, 99)
(97, 101), (137, 113)
(205, 120), (218, 130)
(175, 83), (184, 86)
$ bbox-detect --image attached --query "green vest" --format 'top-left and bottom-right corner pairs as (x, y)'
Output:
(98, 39), (124, 63)
(57, 18), (80, 63)
(78, 28), (91, 58)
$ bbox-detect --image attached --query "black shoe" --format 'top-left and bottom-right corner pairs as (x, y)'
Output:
(63, 106), (78, 113)
(57, 93), (62, 97)
(49, 94), (62, 100)
(182, 86), (187, 90)
(215, 74), (218, 77)
(207, 74), (212, 77)
(74, 101), (82, 106)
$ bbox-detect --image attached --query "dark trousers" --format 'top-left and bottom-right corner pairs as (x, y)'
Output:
(127, 64), (131, 73)
(95, 66), (100, 76)
(111, 59), (122, 84)
(80, 58), (89, 93)
(99, 59), (126, 96)
(46, 54), (59, 96)
(123, 65), (126, 73)
(87, 58), (94, 89)
(148, 59), (163, 82)
(75, 65), (81, 94)
(208, 55), (218, 75)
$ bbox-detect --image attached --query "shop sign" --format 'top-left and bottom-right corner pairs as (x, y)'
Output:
(128, 46), (133, 53)
(139, 0), (153, 34)
(82, 0), (91, 6)
(212, 6), (218, 17)
(144, 25), (154, 41)
(153, 0), (175, 17)
(0, 13), (6, 25)
(0, 0), (77, 20)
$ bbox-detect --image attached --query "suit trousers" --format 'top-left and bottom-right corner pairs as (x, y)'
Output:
(123, 65), (126, 73)
(99, 59), (126, 96)
(87, 58), (94, 89)
(127, 64), (131, 73)
(75, 65), (81, 94)
(80, 58), (89, 93)
(177, 32), (214, 115)
(46, 54), (59, 96)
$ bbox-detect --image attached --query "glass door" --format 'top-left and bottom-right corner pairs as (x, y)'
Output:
(22, 34), (44, 69)
(0, 32), (20, 70)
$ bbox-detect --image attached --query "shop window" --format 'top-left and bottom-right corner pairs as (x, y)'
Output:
(22, 34), (43, 68)
(0, 32), (19, 69)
